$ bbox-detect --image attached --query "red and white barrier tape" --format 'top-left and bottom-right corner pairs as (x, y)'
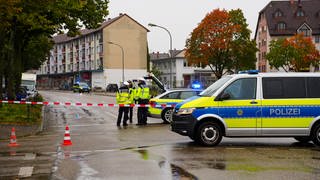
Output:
(0, 100), (175, 108)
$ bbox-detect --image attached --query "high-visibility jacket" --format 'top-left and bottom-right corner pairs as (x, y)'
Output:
(128, 88), (134, 104)
(116, 89), (130, 104)
(138, 87), (150, 100)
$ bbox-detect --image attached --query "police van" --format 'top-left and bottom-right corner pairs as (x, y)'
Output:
(171, 71), (320, 146)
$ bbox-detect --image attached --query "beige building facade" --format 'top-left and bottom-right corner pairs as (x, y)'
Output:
(37, 14), (149, 90)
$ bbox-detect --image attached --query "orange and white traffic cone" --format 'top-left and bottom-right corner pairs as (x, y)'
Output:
(62, 125), (73, 146)
(8, 127), (19, 147)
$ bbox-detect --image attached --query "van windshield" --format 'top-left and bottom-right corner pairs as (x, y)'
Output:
(200, 76), (232, 97)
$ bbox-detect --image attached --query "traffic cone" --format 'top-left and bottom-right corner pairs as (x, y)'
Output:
(8, 127), (19, 147)
(62, 125), (73, 146)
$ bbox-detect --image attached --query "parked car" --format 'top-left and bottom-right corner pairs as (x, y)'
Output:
(16, 87), (28, 100)
(106, 83), (118, 92)
(148, 89), (202, 123)
(72, 82), (91, 93)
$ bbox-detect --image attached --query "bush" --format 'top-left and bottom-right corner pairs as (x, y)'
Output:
(0, 104), (43, 125)
(28, 93), (43, 102)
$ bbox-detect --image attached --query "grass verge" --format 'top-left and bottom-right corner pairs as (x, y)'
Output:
(0, 94), (43, 125)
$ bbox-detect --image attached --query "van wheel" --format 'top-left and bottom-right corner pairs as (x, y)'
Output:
(294, 136), (311, 143)
(195, 122), (222, 146)
(161, 108), (173, 124)
(311, 124), (320, 146)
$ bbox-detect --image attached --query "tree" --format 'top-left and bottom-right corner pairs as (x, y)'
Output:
(0, 0), (109, 99)
(267, 34), (320, 72)
(229, 9), (257, 72)
(185, 9), (257, 79)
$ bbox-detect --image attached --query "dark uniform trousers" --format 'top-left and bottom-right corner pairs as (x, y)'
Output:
(129, 107), (133, 123)
(137, 99), (149, 125)
(117, 107), (129, 126)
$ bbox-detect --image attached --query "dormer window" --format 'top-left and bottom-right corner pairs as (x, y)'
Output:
(277, 22), (286, 31)
(274, 10), (283, 17)
(297, 23), (312, 36)
(296, 9), (305, 17)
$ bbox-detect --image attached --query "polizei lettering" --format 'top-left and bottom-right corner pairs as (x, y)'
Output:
(270, 108), (301, 116)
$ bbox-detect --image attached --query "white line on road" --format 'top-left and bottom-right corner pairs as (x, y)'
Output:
(18, 166), (33, 178)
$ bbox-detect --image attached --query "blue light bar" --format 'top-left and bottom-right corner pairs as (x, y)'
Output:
(238, 70), (259, 74)
(192, 83), (202, 89)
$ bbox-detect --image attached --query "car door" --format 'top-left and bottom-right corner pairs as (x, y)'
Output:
(218, 78), (261, 136)
(260, 77), (314, 136)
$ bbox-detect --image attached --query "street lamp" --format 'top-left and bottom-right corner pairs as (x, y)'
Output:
(108, 41), (125, 83)
(148, 23), (173, 88)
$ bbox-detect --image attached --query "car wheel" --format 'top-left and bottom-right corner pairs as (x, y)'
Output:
(294, 136), (311, 143)
(161, 108), (173, 124)
(311, 124), (320, 146)
(195, 122), (222, 146)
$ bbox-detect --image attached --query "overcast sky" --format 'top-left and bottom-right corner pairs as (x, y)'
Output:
(108, 0), (271, 53)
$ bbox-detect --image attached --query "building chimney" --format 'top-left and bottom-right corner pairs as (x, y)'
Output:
(119, 13), (123, 16)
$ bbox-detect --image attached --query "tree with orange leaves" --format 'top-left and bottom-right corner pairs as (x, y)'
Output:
(267, 33), (320, 72)
(185, 9), (257, 79)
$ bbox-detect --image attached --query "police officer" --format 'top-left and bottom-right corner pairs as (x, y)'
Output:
(137, 78), (150, 125)
(127, 80), (134, 123)
(116, 82), (130, 127)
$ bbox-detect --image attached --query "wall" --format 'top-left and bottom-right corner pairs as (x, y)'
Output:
(105, 69), (147, 85)
(103, 15), (148, 70)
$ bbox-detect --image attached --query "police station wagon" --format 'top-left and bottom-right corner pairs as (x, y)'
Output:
(171, 71), (320, 146)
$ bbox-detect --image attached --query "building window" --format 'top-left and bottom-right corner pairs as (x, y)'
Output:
(315, 36), (320, 43)
(277, 22), (286, 31)
(262, 39), (267, 46)
(296, 9), (305, 17)
(298, 24), (312, 37)
(274, 10), (283, 17)
(183, 60), (187, 67)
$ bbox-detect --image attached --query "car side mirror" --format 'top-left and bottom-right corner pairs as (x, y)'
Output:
(215, 92), (230, 101)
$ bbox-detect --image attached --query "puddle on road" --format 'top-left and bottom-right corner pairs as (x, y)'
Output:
(134, 149), (198, 180)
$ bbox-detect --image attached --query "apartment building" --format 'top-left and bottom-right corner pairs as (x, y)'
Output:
(150, 50), (215, 88)
(37, 14), (149, 90)
(255, 0), (320, 72)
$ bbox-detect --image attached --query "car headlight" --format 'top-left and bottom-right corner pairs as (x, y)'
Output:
(177, 108), (195, 115)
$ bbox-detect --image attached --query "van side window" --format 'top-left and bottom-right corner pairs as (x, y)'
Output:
(223, 78), (257, 100)
(307, 77), (320, 98)
(263, 77), (306, 99)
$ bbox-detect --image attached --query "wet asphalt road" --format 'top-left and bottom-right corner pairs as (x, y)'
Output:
(0, 91), (319, 179)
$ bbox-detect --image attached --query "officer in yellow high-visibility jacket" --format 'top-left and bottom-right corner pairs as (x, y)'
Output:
(127, 80), (134, 123)
(136, 78), (150, 125)
(116, 82), (131, 126)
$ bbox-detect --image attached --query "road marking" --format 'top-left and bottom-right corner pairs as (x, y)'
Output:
(24, 153), (36, 160)
(18, 166), (33, 177)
